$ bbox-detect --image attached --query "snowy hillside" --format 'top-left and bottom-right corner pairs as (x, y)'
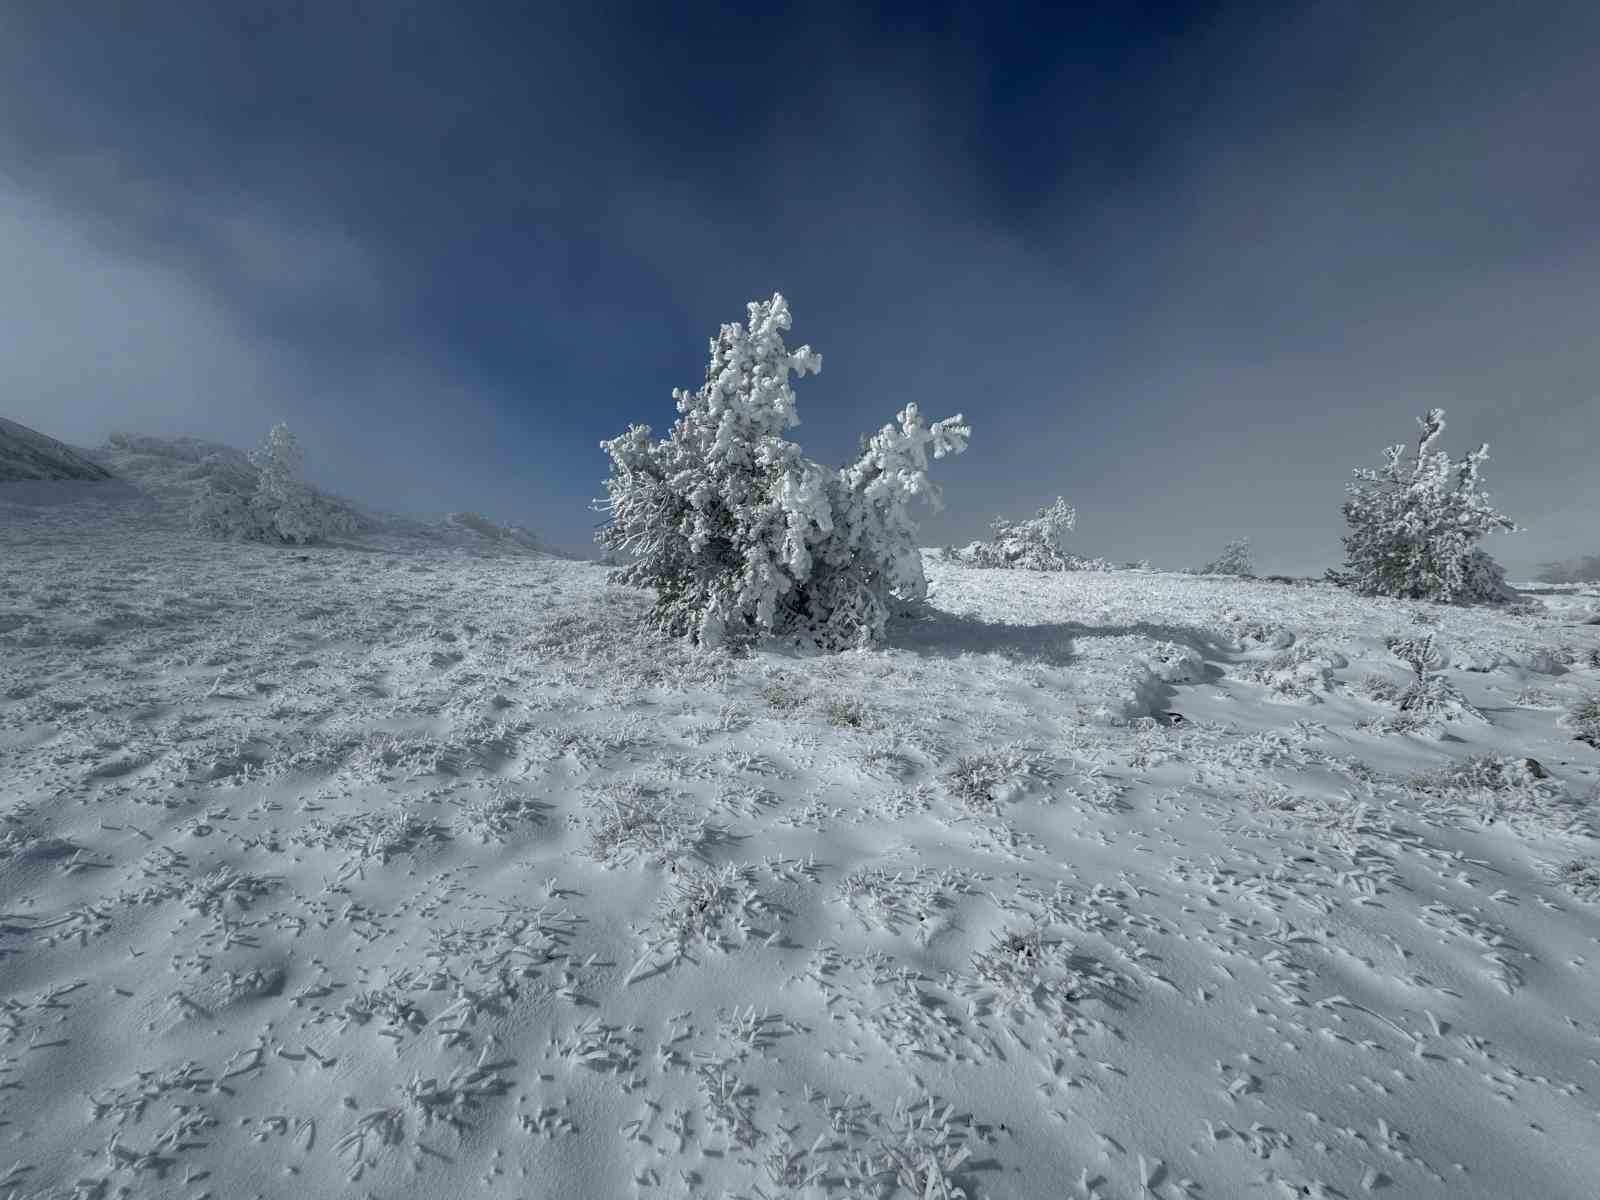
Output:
(49, 431), (561, 558)
(0, 417), (114, 482)
(2, 487), (1599, 1199)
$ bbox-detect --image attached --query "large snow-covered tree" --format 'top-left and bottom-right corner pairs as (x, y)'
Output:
(596, 293), (970, 650)
(1334, 408), (1516, 603)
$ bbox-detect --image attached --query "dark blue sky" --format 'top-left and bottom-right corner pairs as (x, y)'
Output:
(2, 1), (1596, 572)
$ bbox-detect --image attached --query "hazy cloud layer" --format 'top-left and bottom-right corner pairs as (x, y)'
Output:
(1, 2), (1594, 570)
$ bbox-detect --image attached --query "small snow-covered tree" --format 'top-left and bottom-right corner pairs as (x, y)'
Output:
(971, 497), (1076, 571)
(250, 423), (320, 543)
(596, 293), (970, 651)
(1200, 537), (1254, 577)
(1334, 408), (1516, 603)
(966, 497), (1115, 571)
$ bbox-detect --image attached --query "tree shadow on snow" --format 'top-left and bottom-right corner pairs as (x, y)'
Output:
(887, 604), (1227, 672)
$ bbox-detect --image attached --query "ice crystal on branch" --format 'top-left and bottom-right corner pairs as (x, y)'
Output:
(596, 293), (969, 650)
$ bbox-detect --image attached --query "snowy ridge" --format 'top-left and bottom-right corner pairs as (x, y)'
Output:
(2, 500), (1599, 1198)
(0, 416), (114, 482)
(54, 431), (566, 558)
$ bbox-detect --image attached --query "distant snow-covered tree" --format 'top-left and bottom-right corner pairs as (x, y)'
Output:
(250, 423), (320, 543)
(596, 293), (970, 651)
(1200, 537), (1254, 577)
(963, 497), (1114, 571)
(1332, 408), (1516, 603)
(188, 422), (353, 545)
(970, 497), (1076, 571)
(1536, 554), (1600, 585)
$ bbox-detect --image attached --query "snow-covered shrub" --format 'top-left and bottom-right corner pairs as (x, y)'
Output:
(1237, 642), (1345, 703)
(1358, 673), (1405, 704)
(1387, 632), (1446, 675)
(1558, 858), (1600, 902)
(596, 294), (970, 650)
(1381, 633), (1484, 721)
(1200, 536), (1254, 577)
(189, 474), (269, 541)
(1332, 408), (1516, 603)
(1563, 694), (1600, 748)
(969, 497), (1078, 571)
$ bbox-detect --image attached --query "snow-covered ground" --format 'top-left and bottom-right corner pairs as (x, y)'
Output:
(2, 480), (1599, 1200)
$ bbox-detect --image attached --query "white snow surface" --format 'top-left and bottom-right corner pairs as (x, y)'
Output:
(2, 484), (1600, 1200)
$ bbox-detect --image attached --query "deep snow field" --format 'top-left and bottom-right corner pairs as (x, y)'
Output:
(3, 480), (1600, 1200)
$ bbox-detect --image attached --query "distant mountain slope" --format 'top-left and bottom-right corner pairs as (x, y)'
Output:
(0, 416), (115, 481)
(75, 430), (580, 558)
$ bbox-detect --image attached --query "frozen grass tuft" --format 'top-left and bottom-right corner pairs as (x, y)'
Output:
(1359, 673), (1405, 704)
(817, 694), (876, 730)
(291, 804), (449, 874)
(756, 670), (807, 715)
(875, 1096), (980, 1200)
(180, 867), (278, 914)
(1561, 693), (1600, 748)
(625, 864), (774, 983)
(942, 744), (1054, 813)
(681, 703), (750, 745)
(584, 781), (708, 869)
(964, 925), (1090, 1020)
(1251, 785), (1372, 850)
(449, 784), (547, 844)
(1408, 753), (1590, 836)
(834, 864), (983, 939)
(1396, 672), (1485, 721)
(1556, 858), (1600, 901)
(1411, 753), (1547, 794)
(1511, 685), (1560, 707)
(525, 597), (735, 692)
(1235, 642), (1346, 702)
